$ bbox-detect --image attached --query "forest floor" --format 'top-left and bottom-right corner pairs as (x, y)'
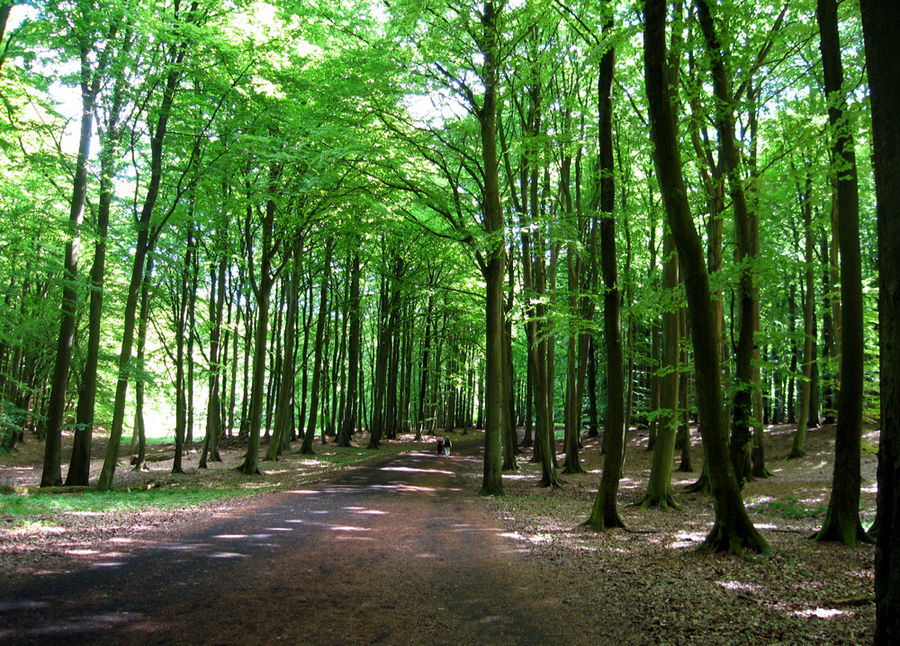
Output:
(0, 422), (878, 644)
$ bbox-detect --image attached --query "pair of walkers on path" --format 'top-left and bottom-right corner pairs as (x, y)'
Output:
(436, 436), (452, 457)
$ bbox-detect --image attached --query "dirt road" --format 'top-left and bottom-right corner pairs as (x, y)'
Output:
(0, 442), (582, 645)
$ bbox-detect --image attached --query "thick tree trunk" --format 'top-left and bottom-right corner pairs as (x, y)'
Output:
(812, 0), (869, 546)
(859, 0), (900, 641)
(643, 0), (768, 554)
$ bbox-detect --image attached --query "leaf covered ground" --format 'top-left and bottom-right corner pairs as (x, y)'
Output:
(0, 423), (877, 644)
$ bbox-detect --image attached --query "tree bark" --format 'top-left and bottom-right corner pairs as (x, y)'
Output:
(302, 239), (333, 454)
(643, 0), (768, 554)
(41, 39), (104, 487)
(642, 231), (680, 509)
(812, 0), (869, 546)
(472, 0), (506, 497)
(585, 13), (626, 530)
(859, 0), (900, 641)
(339, 252), (361, 447)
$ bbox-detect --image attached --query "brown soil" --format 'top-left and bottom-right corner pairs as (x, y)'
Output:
(0, 424), (877, 644)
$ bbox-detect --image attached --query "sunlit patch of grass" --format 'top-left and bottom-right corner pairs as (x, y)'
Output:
(0, 487), (254, 518)
(755, 494), (828, 519)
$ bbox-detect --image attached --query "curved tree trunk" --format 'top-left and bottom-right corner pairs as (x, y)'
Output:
(643, 0), (768, 554)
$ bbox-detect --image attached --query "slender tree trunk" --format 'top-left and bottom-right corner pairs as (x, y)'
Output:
(339, 252), (361, 447)
(813, 0), (869, 546)
(585, 16), (626, 530)
(200, 251), (227, 468)
(642, 231), (680, 509)
(302, 239), (333, 454)
(790, 172), (816, 459)
(267, 235), (302, 460)
(41, 46), (102, 487)
(695, 0), (758, 486)
(131, 257), (154, 473)
(97, 36), (190, 491)
(66, 77), (127, 485)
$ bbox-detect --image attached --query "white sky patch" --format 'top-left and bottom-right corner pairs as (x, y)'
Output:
(404, 88), (469, 129)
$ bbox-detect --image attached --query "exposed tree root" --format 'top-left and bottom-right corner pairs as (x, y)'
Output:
(639, 493), (681, 511)
(699, 521), (771, 556)
(582, 509), (626, 533)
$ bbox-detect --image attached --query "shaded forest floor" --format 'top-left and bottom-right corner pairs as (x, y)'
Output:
(0, 422), (878, 644)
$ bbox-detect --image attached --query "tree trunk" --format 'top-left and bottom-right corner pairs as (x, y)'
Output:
(131, 256), (154, 473)
(66, 75), (127, 485)
(267, 235), (302, 460)
(200, 252), (227, 468)
(97, 36), (190, 491)
(812, 0), (869, 546)
(302, 239), (333, 454)
(790, 172), (815, 459)
(643, 0), (768, 554)
(339, 252), (361, 447)
(585, 18), (626, 530)
(41, 46), (101, 487)
(859, 0), (900, 641)
(642, 231), (680, 509)
(476, 1), (505, 497)
(695, 0), (758, 486)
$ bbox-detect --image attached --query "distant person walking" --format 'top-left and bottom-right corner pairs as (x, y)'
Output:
(436, 437), (444, 456)
(443, 436), (452, 456)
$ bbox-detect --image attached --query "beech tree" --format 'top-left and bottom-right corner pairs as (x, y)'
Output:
(859, 0), (900, 640)
(643, 0), (769, 554)
(812, 0), (868, 546)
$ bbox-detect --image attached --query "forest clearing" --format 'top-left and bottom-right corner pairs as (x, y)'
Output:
(1, 423), (877, 644)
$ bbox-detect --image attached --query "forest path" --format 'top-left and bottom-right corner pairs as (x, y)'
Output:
(0, 441), (580, 645)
